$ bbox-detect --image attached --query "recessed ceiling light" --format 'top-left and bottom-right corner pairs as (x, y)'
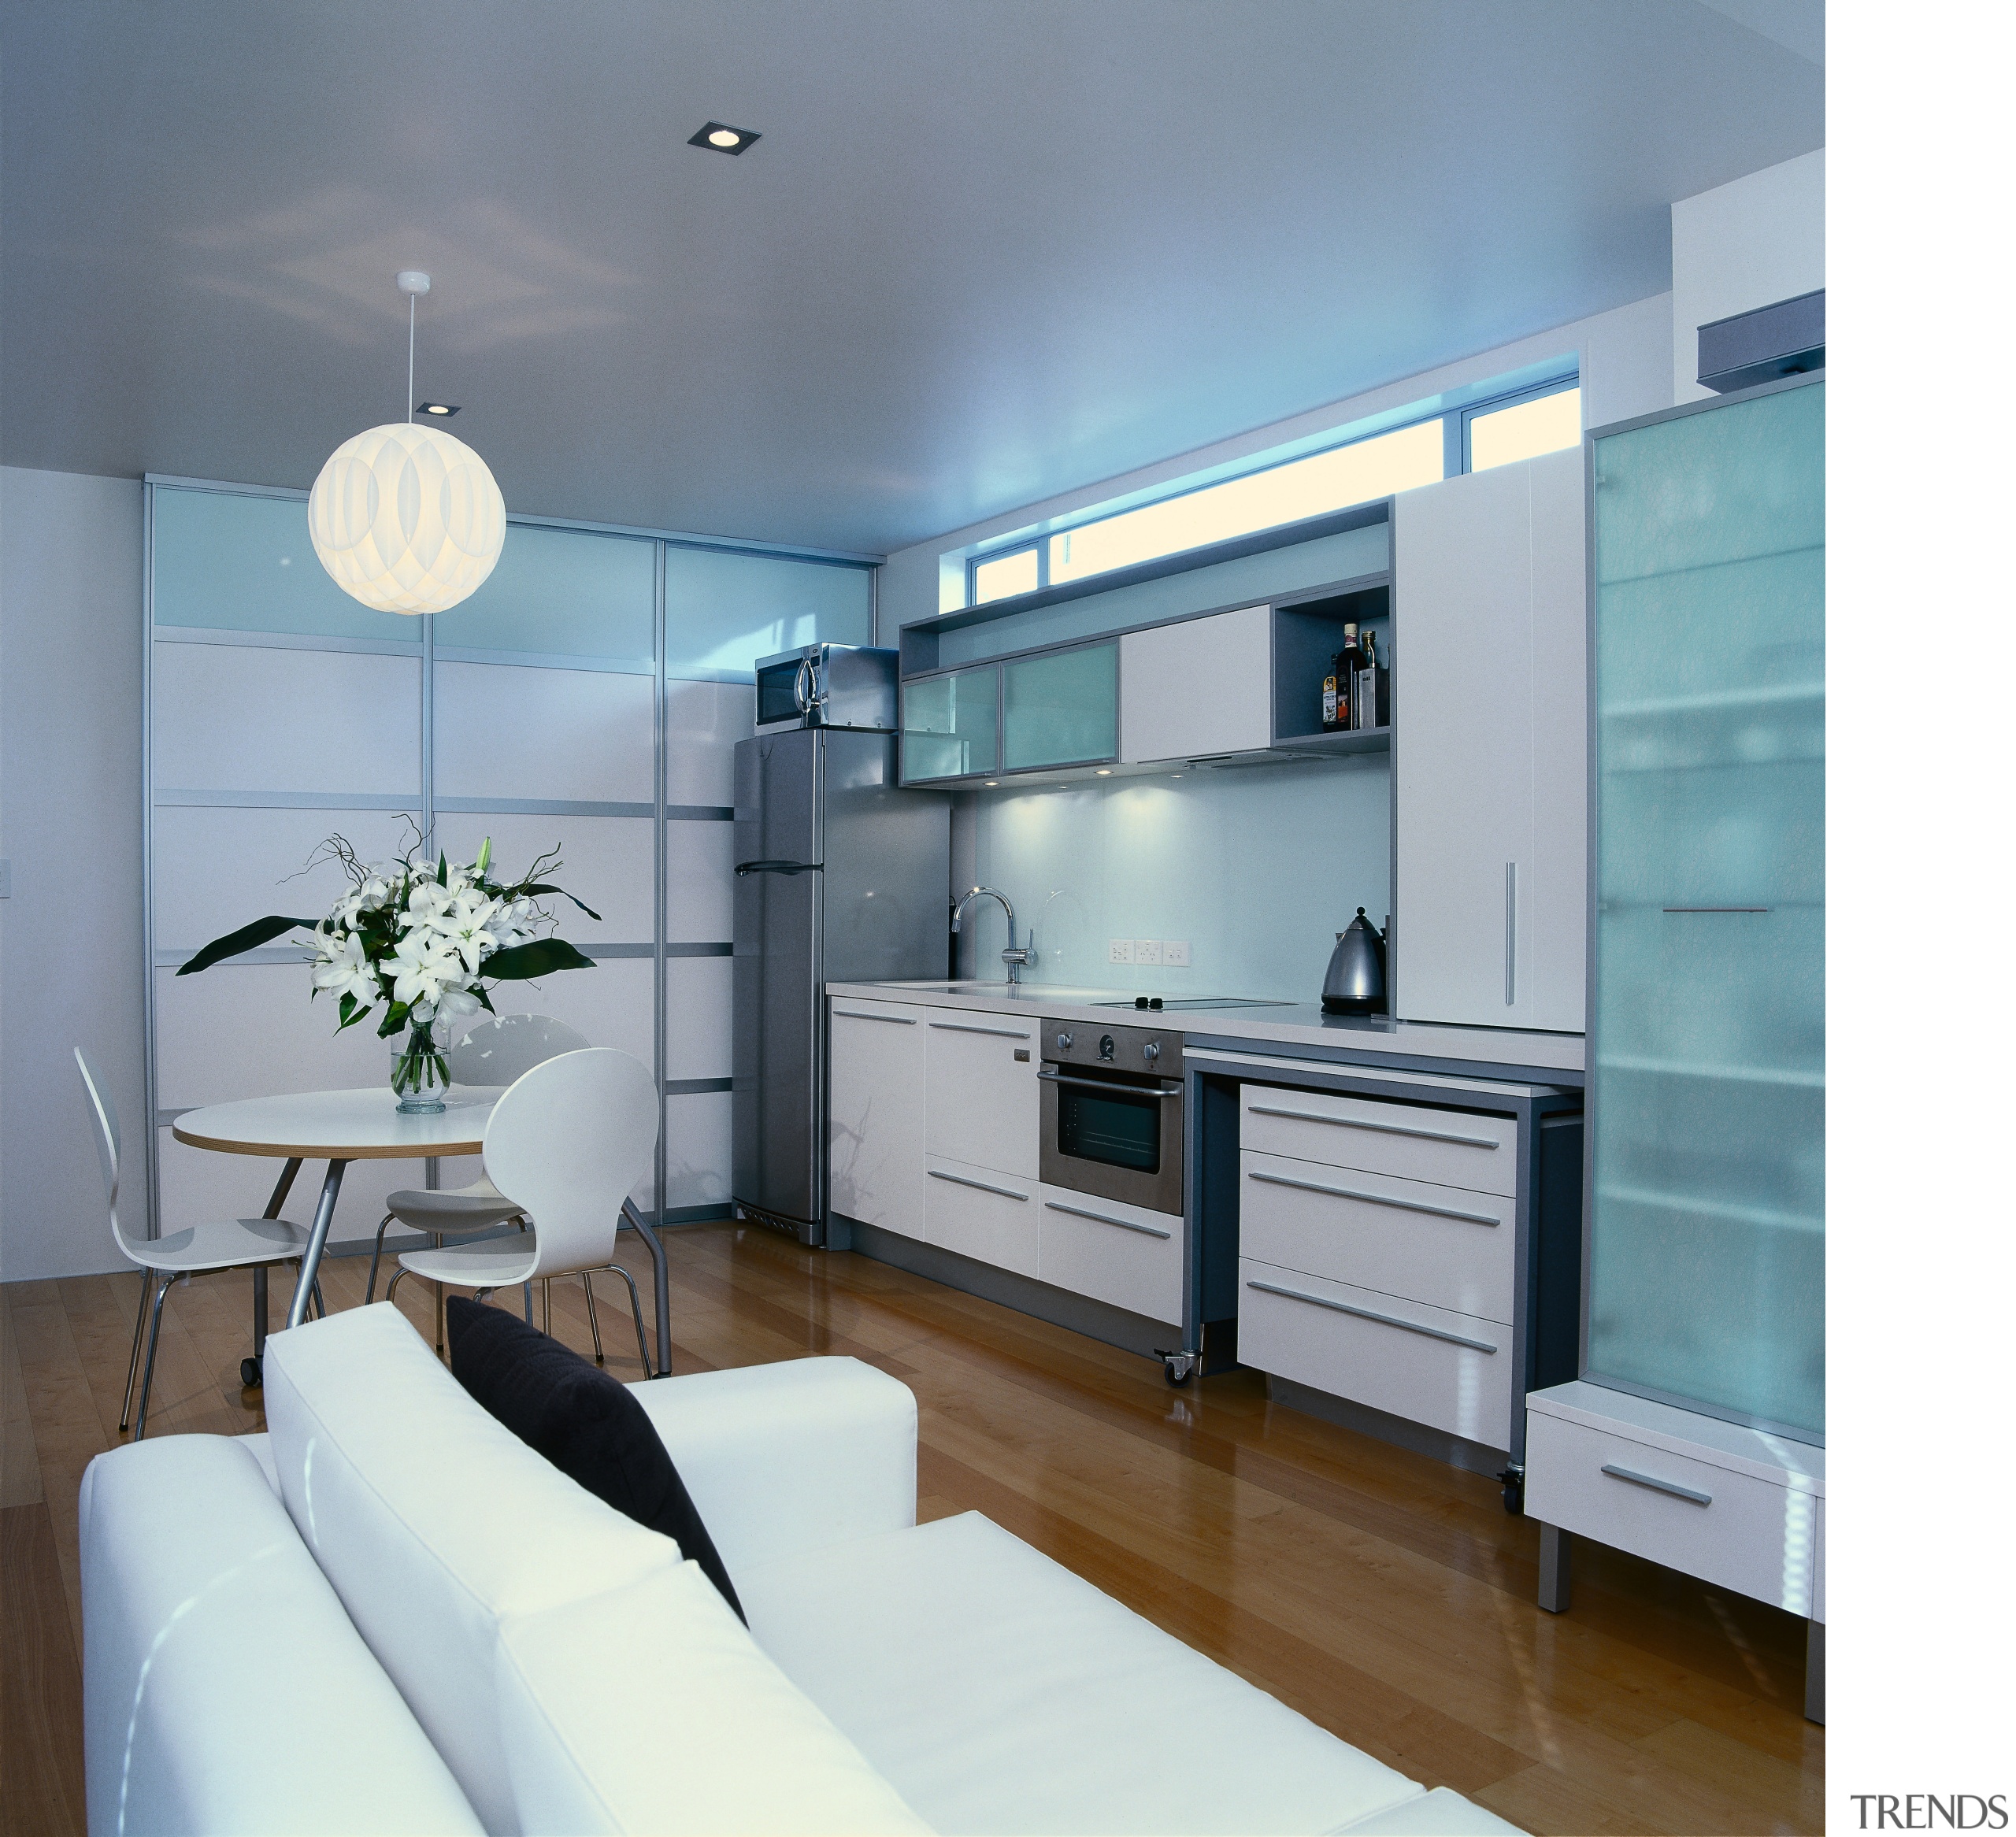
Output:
(691, 121), (760, 155)
(415, 401), (458, 417)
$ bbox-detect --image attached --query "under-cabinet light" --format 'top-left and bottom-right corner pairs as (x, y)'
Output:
(691, 121), (761, 154)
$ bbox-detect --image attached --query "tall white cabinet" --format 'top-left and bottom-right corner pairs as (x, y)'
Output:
(1392, 447), (1586, 1033)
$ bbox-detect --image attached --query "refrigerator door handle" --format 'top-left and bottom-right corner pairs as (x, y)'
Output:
(734, 859), (825, 876)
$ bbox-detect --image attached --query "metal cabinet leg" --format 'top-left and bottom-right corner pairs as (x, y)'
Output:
(1538, 1523), (1572, 1613)
(1804, 1620), (1825, 1724)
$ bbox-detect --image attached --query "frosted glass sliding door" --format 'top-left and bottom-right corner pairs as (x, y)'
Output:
(147, 483), (873, 1239)
(1585, 379), (1824, 1439)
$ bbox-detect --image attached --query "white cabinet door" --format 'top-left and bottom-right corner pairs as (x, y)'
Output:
(1119, 606), (1272, 763)
(1394, 465), (1537, 1027)
(1525, 447), (1588, 1032)
(828, 999), (926, 1238)
(925, 1154), (1040, 1276)
(923, 1013), (1039, 1176)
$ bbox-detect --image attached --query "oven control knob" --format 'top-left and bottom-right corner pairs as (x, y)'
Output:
(1099, 1034), (1116, 1061)
(1143, 1042), (1161, 1064)
(1055, 1031), (1073, 1050)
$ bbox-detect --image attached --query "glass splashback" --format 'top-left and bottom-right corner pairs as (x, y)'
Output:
(1587, 380), (1825, 1440)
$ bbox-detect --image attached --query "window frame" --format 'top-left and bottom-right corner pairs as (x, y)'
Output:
(1459, 376), (1582, 476)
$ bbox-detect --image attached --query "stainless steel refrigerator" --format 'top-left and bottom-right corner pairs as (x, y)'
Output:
(731, 728), (950, 1244)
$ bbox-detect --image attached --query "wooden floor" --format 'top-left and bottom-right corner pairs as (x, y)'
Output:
(1, 1221), (1822, 1836)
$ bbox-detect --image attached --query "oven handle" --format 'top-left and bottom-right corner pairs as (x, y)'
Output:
(1037, 1068), (1184, 1099)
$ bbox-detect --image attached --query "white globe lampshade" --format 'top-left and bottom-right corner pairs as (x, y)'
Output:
(307, 421), (506, 615)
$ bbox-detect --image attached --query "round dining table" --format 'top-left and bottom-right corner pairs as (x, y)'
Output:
(171, 1086), (672, 1377)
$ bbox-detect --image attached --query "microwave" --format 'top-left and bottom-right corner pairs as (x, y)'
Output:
(754, 644), (900, 733)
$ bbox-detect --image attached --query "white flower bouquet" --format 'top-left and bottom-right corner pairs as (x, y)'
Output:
(178, 832), (597, 1109)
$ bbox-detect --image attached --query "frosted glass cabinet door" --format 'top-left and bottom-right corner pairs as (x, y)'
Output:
(1586, 379), (1825, 1439)
(1001, 642), (1117, 772)
(901, 668), (999, 782)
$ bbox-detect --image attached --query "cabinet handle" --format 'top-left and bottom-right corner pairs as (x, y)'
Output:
(928, 1168), (1030, 1202)
(1043, 1199), (1171, 1239)
(1600, 1464), (1712, 1507)
(1245, 1280), (1498, 1354)
(832, 1009), (917, 1024)
(1246, 1168), (1500, 1226)
(1504, 861), (1517, 1006)
(1245, 1104), (1500, 1150)
(928, 1020), (1032, 1039)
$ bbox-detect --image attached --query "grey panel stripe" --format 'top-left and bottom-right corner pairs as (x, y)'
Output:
(664, 1078), (733, 1096)
(434, 796), (654, 819)
(154, 626), (423, 658)
(156, 789), (422, 811)
(433, 646), (655, 676)
(156, 939), (665, 968)
(1245, 1168), (1501, 1226)
(665, 942), (732, 957)
(667, 805), (736, 822)
(1244, 1280), (1499, 1354)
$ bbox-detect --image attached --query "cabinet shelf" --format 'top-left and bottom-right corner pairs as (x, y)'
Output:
(1598, 1183), (1823, 1235)
(1603, 682), (1823, 720)
(1274, 724), (1391, 757)
(1599, 1055), (1823, 1089)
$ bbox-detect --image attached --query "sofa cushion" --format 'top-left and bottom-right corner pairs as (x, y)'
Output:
(736, 1511), (1432, 1835)
(446, 1295), (743, 1620)
(79, 1433), (484, 1837)
(261, 1302), (685, 1836)
(494, 1560), (933, 1836)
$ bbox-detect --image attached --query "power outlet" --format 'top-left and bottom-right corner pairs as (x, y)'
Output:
(1107, 938), (1135, 964)
(1162, 939), (1191, 967)
(1135, 939), (1164, 967)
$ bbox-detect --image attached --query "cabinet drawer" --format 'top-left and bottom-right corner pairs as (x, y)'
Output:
(1240, 1150), (1514, 1324)
(1240, 1083), (1516, 1195)
(1237, 1257), (1513, 1450)
(926, 1016), (1039, 1176)
(1037, 1183), (1183, 1325)
(924, 1154), (1038, 1278)
(1524, 1408), (1818, 1616)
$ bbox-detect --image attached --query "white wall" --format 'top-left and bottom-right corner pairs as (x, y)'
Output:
(1671, 149), (1825, 402)
(959, 758), (1390, 1004)
(878, 291), (1674, 632)
(0, 467), (146, 1281)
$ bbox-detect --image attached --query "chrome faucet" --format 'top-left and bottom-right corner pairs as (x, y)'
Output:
(951, 885), (1035, 984)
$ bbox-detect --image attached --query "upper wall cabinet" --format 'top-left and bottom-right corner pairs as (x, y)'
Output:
(1392, 448), (1586, 1033)
(1120, 606), (1271, 763)
(902, 641), (1119, 784)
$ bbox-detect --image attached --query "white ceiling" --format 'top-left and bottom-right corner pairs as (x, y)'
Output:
(0, 1), (1822, 554)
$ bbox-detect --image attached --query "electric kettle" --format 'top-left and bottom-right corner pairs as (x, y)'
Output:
(1321, 909), (1388, 1014)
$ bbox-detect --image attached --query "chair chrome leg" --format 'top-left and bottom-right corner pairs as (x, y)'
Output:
(385, 1266), (408, 1306)
(310, 1277), (327, 1320)
(131, 1276), (175, 1442)
(540, 1277), (551, 1335)
(601, 1263), (651, 1374)
(432, 1233), (445, 1351)
(522, 1282), (533, 1323)
(119, 1268), (151, 1432)
(582, 1274), (604, 1363)
(365, 1213), (395, 1302)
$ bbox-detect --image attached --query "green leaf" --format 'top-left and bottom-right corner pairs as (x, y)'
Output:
(472, 986), (496, 1014)
(437, 852), (450, 886)
(482, 938), (596, 980)
(376, 1000), (412, 1039)
(176, 916), (322, 976)
(519, 883), (603, 922)
(334, 991), (373, 1035)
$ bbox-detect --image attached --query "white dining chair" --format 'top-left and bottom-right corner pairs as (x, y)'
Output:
(384, 1048), (659, 1371)
(75, 1049), (324, 1441)
(364, 1014), (593, 1346)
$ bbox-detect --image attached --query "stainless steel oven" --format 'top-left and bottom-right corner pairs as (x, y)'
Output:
(1039, 1018), (1184, 1217)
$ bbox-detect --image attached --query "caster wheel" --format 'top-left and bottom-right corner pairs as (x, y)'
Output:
(1496, 1467), (1525, 1515)
(1162, 1356), (1194, 1387)
(240, 1356), (262, 1389)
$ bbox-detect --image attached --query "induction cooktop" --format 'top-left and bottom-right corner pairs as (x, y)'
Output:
(1090, 995), (1292, 1012)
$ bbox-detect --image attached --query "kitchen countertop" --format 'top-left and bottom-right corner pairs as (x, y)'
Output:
(827, 980), (1584, 1084)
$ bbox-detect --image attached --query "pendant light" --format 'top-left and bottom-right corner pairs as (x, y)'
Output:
(307, 270), (506, 615)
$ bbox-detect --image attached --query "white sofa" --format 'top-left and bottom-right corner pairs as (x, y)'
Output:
(80, 1302), (1523, 1836)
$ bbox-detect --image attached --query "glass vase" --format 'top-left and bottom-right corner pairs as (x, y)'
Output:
(391, 1022), (454, 1113)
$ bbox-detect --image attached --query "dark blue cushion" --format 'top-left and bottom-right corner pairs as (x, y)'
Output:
(445, 1297), (743, 1622)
